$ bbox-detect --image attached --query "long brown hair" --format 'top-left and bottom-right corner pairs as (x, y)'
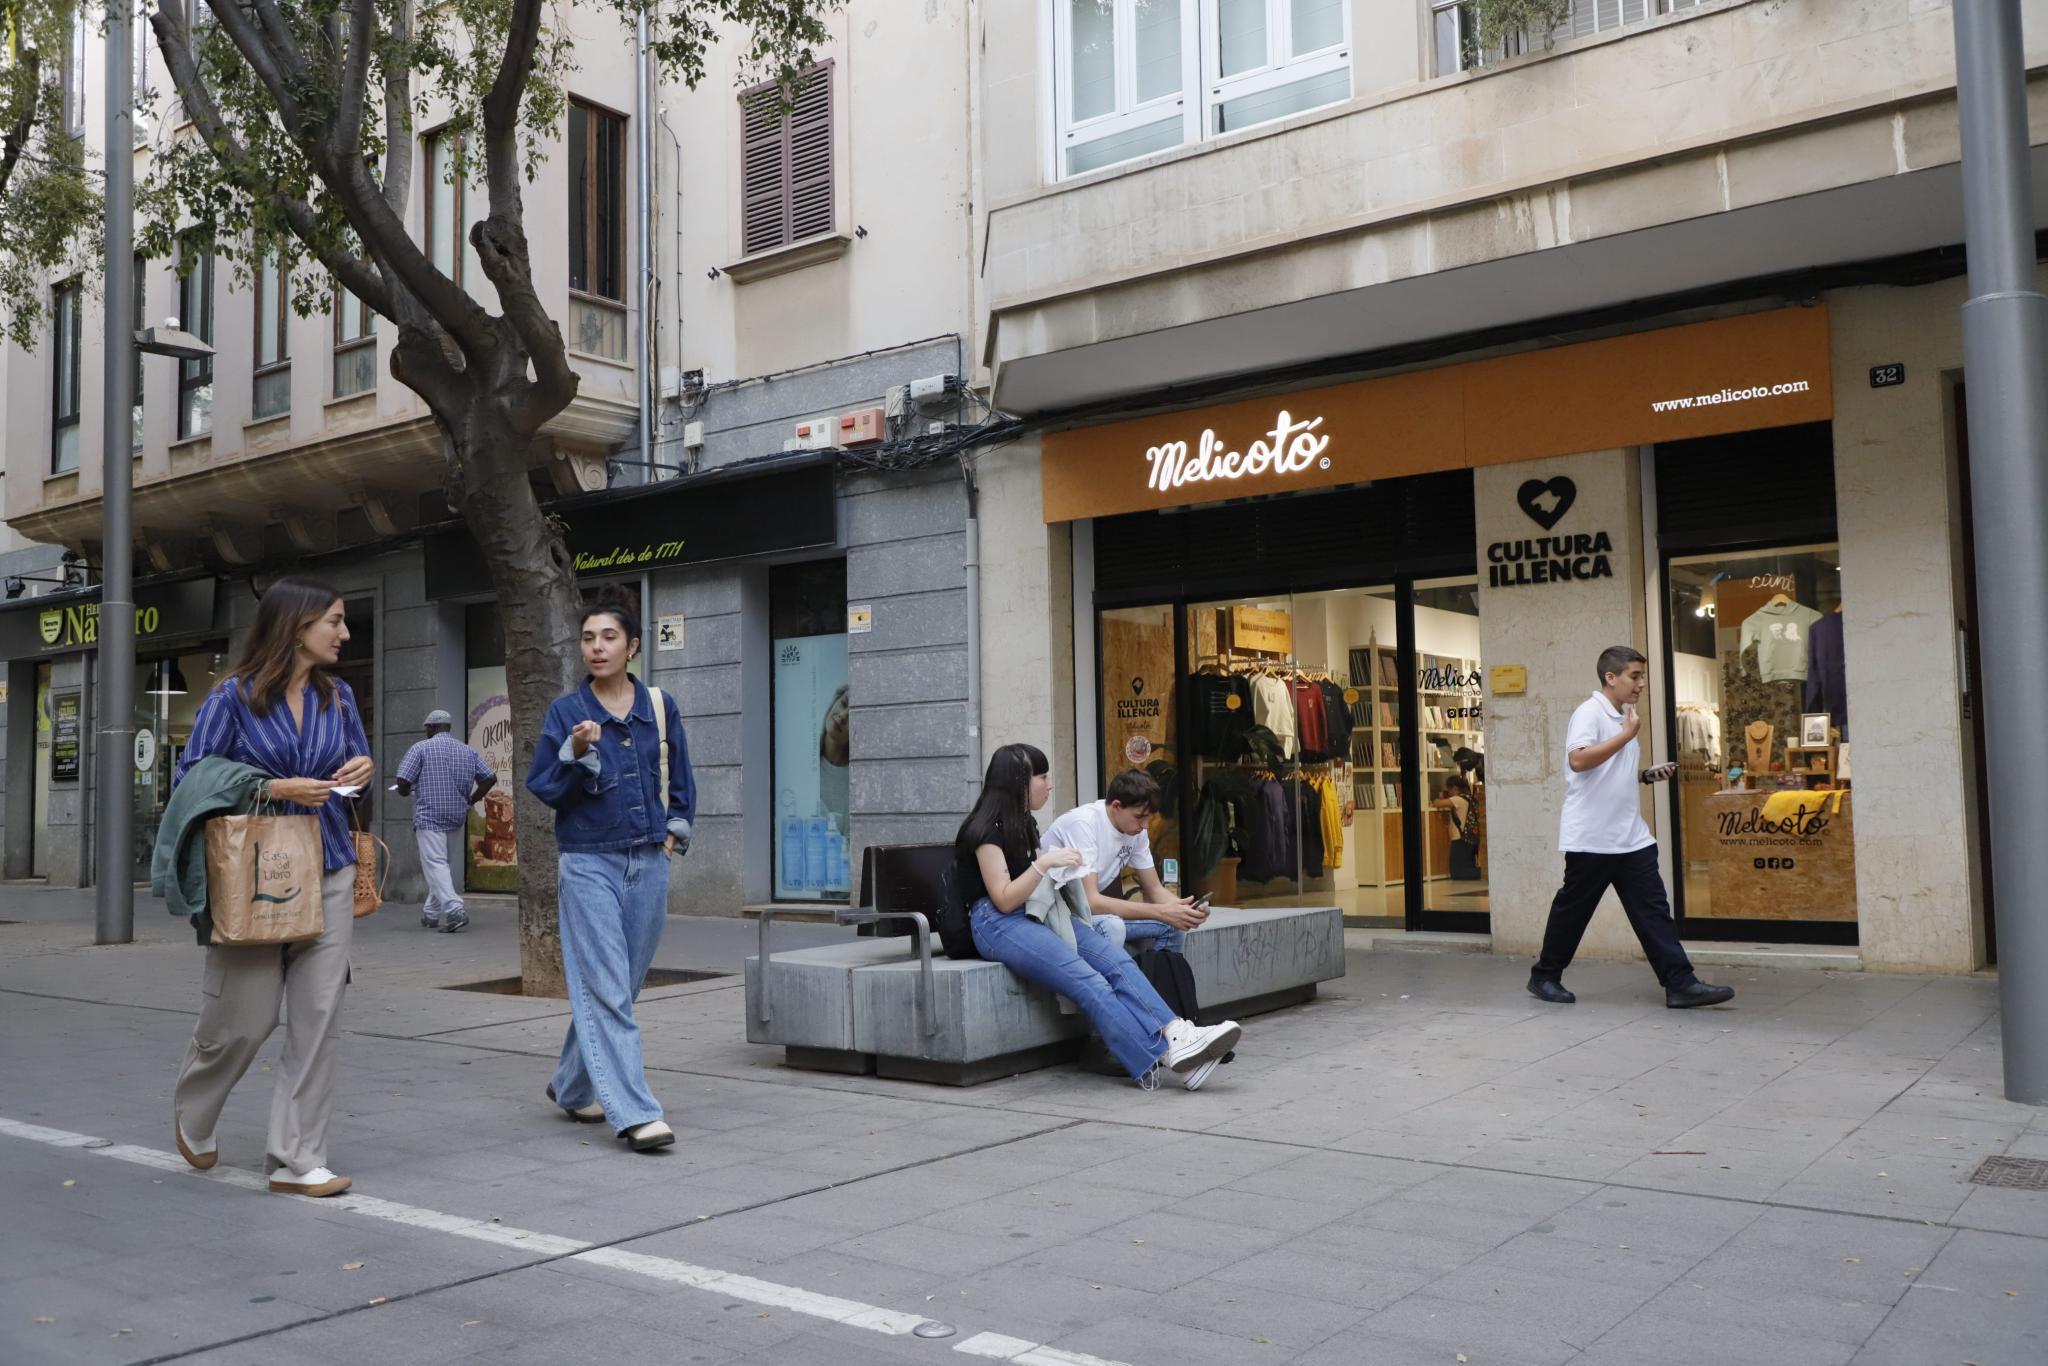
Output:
(229, 577), (345, 716)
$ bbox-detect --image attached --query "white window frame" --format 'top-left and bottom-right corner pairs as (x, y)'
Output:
(1199, 0), (1350, 137)
(1049, 1), (1354, 181)
(1051, 0), (1201, 179)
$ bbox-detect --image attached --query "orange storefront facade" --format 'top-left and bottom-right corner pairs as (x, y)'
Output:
(1040, 305), (1877, 944)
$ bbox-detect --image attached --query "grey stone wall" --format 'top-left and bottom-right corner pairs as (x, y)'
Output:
(647, 336), (975, 913)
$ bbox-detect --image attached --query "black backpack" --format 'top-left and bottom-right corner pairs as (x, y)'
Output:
(934, 862), (980, 960)
(1078, 944), (1234, 1073)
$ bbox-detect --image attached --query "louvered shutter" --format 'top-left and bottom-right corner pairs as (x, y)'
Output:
(740, 87), (789, 255)
(739, 63), (834, 256)
(787, 66), (834, 241)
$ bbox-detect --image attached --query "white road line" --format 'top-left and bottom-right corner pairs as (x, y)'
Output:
(954, 1333), (1136, 1365)
(0, 1116), (1137, 1364)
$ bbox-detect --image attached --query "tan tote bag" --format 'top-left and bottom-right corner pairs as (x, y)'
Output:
(205, 804), (326, 946)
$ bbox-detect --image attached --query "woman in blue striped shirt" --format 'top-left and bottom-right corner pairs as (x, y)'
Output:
(170, 577), (373, 1198)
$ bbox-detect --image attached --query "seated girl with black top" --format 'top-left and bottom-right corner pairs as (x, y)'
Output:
(954, 743), (1242, 1091)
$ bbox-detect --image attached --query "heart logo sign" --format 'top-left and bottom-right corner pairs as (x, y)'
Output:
(1517, 477), (1577, 532)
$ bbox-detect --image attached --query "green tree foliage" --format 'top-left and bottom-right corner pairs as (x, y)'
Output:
(1470, 0), (1572, 59)
(135, 0), (837, 992)
(0, 0), (99, 350)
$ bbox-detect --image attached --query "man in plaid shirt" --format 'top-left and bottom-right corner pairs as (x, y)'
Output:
(395, 710), (497, 932)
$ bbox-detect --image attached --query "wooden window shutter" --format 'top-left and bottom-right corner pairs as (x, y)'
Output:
(739, 62), (834, 256)
(787, 66), (834, 242)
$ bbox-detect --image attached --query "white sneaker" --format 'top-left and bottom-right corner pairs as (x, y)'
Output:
(268, 1166), (352, 1197)
(622, 1120), (675, 1152)
(1160, 1018), (1242, 1074)
(1182, 1056), (1224, 1091)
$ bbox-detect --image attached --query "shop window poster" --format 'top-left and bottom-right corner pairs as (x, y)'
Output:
(774, 633), (851, 900)
(464, 667), (519, 892)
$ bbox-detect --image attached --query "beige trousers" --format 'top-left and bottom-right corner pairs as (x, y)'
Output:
(174, 866), (354, 1176)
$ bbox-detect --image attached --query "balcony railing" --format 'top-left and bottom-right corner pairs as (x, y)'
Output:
(1432, 0), (1704, 77)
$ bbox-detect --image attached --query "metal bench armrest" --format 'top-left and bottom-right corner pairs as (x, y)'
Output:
(837, 908), (938, 1038)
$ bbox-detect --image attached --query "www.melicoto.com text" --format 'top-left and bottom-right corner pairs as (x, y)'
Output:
(1651, 380), (1812, 413)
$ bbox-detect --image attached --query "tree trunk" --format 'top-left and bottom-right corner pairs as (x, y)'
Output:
(442, 405), (584, 997)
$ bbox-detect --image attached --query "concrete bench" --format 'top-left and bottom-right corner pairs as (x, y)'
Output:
(745, 903), (1345, 1086)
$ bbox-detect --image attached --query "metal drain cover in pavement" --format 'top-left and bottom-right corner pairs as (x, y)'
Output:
(1969, 1156), (2048, 1190)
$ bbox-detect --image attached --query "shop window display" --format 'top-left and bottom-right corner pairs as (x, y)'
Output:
(1100, 603), (1180, 881)
(771, 560), (851, 902)
(1667, 546), (1854, 922)
(1175, 588), (1391, 916)
(1414, 578), (1487, 916)
(130, 647), (232, 878)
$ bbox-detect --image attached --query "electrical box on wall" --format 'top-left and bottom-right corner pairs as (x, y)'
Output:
(790, 417), (836, 450)
(682, 421), (705, 451)
(838, 407), (885, 446)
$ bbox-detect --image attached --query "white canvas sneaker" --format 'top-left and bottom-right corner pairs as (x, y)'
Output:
(1181, 1056), (1224, 1091)
(268, 1166), (352, 1197)
(622, 1120), (675, 1152)
(1160, 1018), (1242, 1074)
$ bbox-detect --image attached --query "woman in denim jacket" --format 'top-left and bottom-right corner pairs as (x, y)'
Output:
(528, 589), (696, 1151)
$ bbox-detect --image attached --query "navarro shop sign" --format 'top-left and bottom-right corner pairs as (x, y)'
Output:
(0, 578), (217, 658)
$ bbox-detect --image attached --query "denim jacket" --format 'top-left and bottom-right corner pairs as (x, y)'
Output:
(527, 678), (697, 854)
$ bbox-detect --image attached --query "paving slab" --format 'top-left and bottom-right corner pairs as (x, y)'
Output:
(2, 882), (2044, 1366)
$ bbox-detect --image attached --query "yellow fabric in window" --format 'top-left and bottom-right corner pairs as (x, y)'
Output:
(1758, 789), (1847, 823)
(1316, 774), (1343, 868)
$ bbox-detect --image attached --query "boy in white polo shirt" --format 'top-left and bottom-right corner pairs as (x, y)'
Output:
(1529, 646), (1735, 1009)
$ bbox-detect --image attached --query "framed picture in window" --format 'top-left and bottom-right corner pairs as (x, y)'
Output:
(1800, 713), (1832, 747)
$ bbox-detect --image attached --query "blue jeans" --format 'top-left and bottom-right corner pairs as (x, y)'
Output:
(1099, 915), (1185, 956)
(551, 846), (669, 1129)
(969, 899), (1176, 1080)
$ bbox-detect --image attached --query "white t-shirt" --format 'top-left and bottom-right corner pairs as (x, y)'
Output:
(1559, 692), (1656, 854)
(1042, 800), (1154, 890)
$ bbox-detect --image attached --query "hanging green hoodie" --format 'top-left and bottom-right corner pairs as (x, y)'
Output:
(150, 756), (269, 946)
(1739, 600), (1823, 685)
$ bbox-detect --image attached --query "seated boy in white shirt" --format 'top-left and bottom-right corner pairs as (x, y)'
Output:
(1041, 770), (1207, 955)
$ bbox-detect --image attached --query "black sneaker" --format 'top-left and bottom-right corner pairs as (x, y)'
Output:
(1527, 977), (1576, 1004)
(1666, 980), (1735, 1009)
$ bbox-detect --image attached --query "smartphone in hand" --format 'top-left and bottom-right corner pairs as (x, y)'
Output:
(1639, 762), (1679, 784)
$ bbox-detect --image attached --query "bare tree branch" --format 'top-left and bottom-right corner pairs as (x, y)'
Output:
(379, 0), (413, 216)
(189, 0), (313, 145)
(472, 0), (574, 412)
(332, 0), (377, 167)
(247, 0), (312, 86)
(151, 2), (392, 313)
(481, 0), (543, 220)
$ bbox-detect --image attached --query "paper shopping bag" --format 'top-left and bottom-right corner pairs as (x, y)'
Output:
(204, 812), (325, 945)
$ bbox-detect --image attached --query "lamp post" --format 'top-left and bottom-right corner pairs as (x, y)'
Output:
(94, 0), (214, 944)
(1952, 0), (2048, 1103)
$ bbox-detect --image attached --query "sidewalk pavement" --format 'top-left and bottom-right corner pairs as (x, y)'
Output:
(2, 882), (2045, 1366)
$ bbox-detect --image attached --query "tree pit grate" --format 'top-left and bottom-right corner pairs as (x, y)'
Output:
(446, 967), (729, 996)
(1969, 1156), (2048, 1191)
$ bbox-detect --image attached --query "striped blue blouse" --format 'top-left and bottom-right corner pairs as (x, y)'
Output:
(175, 676), (373, 871)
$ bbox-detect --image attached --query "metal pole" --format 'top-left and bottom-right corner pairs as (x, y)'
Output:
(635, 11), (655, 475)
(1953, 0), (2048, 1103)
(95, 0), (136, 943)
